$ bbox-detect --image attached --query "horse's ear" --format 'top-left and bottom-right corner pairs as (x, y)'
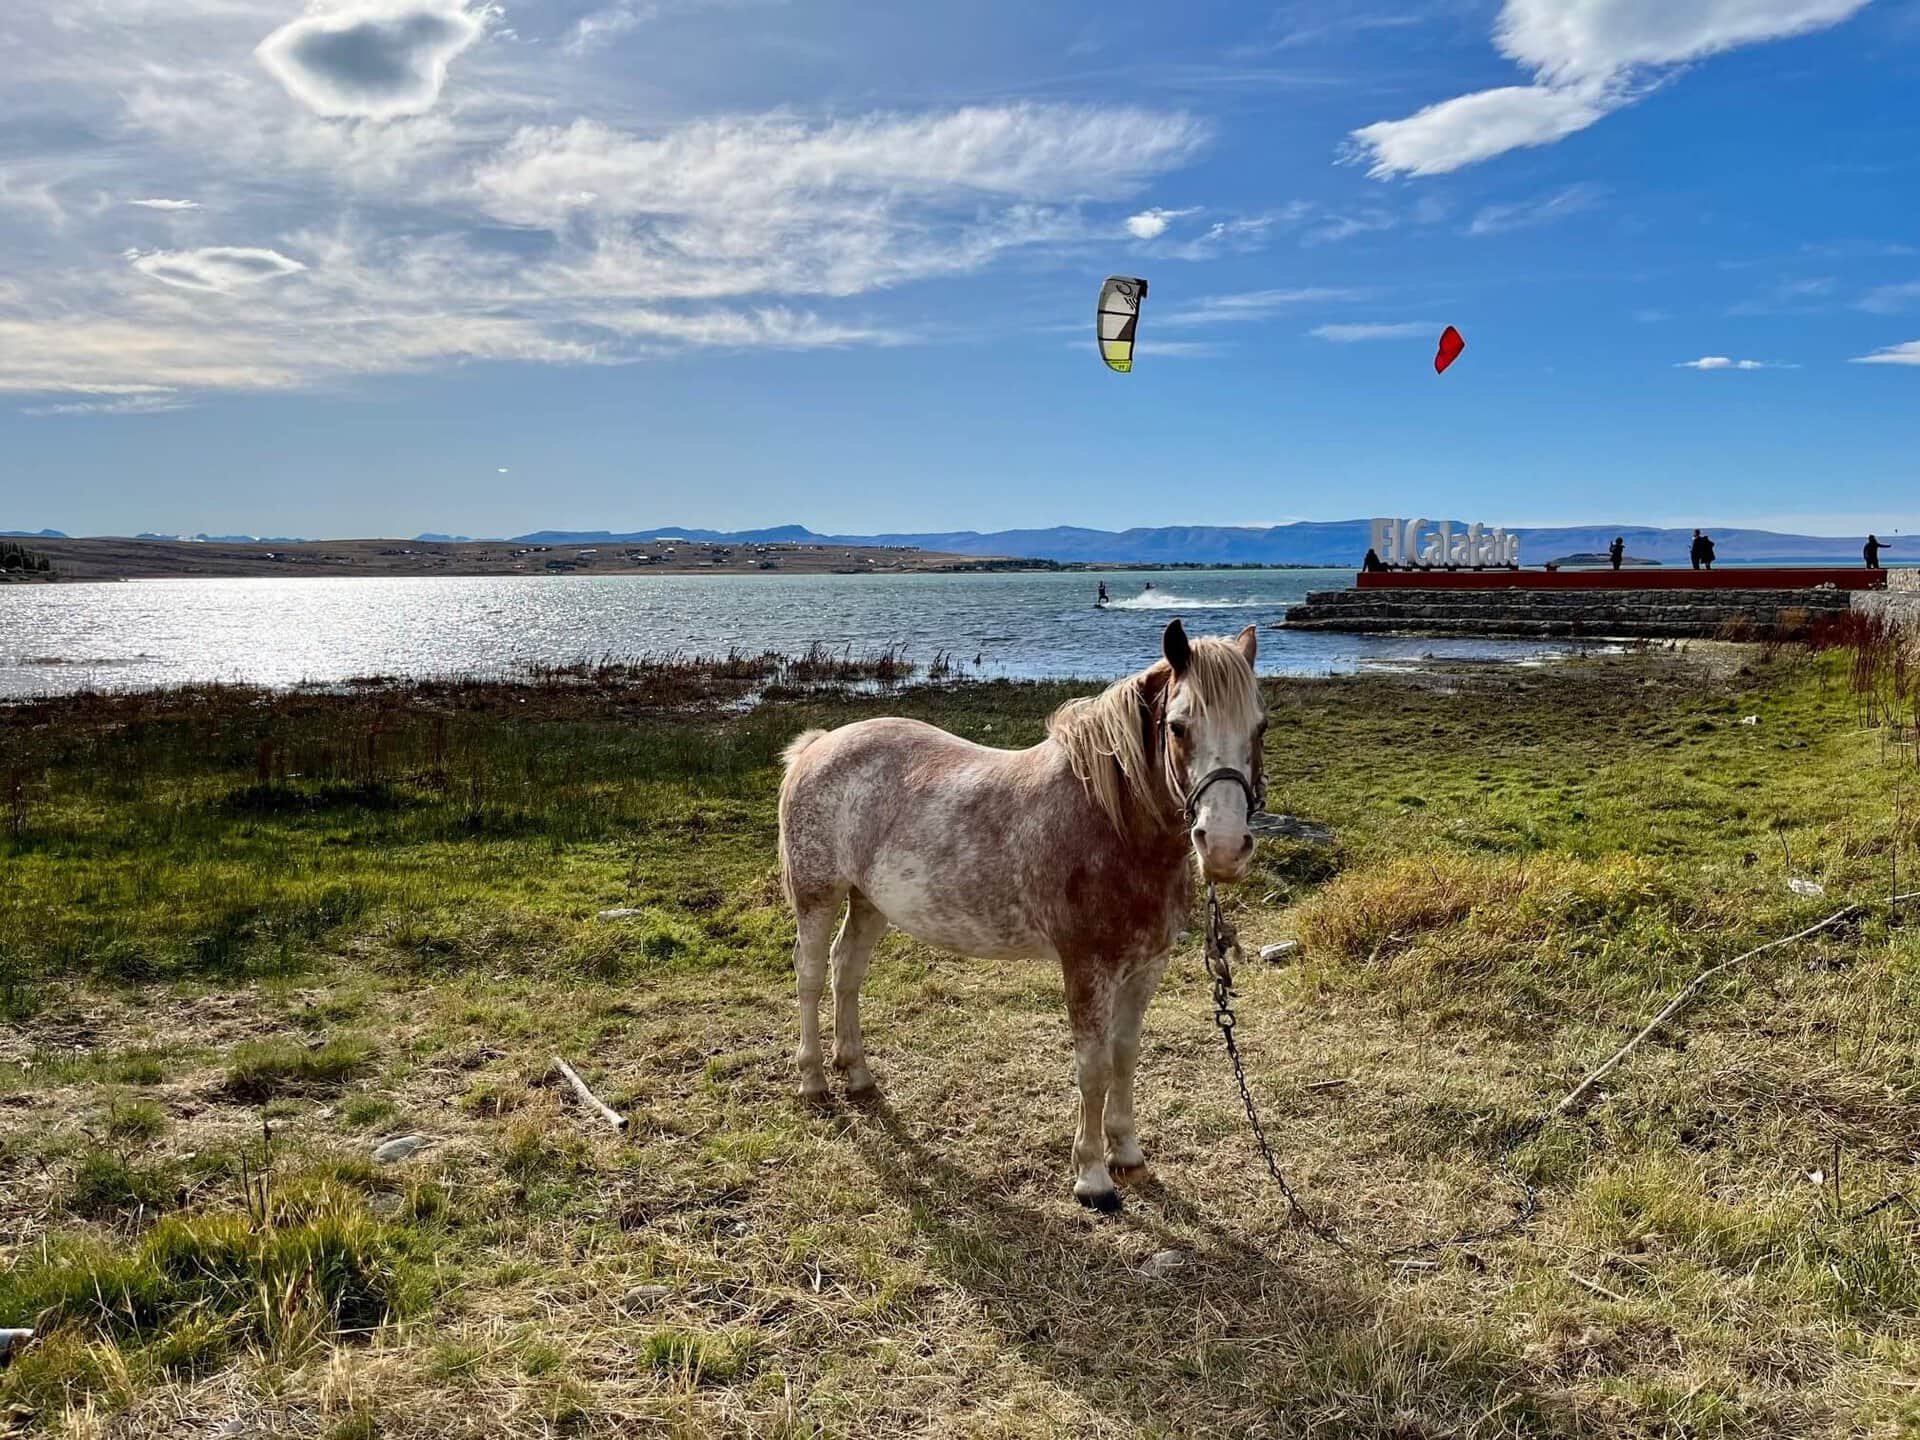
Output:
(1163, 619), (1190, 676)
(1235, 624), (1257, 665)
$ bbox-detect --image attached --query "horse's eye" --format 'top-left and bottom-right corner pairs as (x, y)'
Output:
(1168, 720), (1188, 741)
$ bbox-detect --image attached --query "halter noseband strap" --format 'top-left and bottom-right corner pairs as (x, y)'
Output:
(1183, 765), (1264, 824)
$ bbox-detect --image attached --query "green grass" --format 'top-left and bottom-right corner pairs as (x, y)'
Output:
(225, 1035), (378, 1100)
(1, 650), (1916, 1437)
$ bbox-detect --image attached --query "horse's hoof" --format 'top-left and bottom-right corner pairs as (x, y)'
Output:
(1075, 1188), (1122, 1214)
(798, 1077), (831, 1106)
(1108, 1161), (1148, 1184)
(844, 1078), (881, 1106)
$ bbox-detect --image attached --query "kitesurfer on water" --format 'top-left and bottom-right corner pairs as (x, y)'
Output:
(1097, 581), (1110, 604)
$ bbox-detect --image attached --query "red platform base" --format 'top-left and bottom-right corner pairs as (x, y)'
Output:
(1354, 567), (1885, 592)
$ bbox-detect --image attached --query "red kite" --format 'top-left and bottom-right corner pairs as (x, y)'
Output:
(1434, 325), (1465, 374)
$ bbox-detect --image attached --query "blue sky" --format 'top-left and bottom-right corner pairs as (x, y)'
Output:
(3, 0), (1919, 539)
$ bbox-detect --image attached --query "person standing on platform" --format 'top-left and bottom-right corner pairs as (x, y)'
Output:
(1689, 530), (1706, 571)
(1609, 537), (1625, 571)
(1700, 533), (1716, 570)
(1865, 534), (1889, 569)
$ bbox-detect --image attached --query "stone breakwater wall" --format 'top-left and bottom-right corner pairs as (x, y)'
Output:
(1284, 585), (1858, 639)
(1853, 569), (1920, 626)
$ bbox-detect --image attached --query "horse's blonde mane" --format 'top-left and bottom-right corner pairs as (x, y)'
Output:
(1048, 636), (1259, 835)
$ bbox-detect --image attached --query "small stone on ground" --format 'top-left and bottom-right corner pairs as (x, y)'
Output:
(372, 1134), (426, 1164)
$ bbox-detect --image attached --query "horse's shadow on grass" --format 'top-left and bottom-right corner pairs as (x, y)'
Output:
(839, 1097), (1565, 1438)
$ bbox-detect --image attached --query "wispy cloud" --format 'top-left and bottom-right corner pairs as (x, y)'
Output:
(1347, 0), (1871, 178)
(1309, 321), (1429, 342)
(590, 307), (905, 349)
(1159, 287), (1367, 327)
(128, 198), (202, 212)
(21, 393), (188, 418)
(129, 246), (308, 294)
(1726, 275), (1837, 316)
(1675, 355), (1792, 370)
(1857, 282), (1920, 315)
(1850, 341), (1920, 366)
(1466, 181), (1606, 236)
(1301, 209), (1396, 246)
(0, 66), (1211, 399)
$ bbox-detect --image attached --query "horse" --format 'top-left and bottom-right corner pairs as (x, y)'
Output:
(777, 619), (1267, 1211)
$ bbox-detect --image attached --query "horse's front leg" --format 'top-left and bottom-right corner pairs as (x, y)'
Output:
(1104, 955), (1169, 1175)
(1064, 966), (1119, 1211)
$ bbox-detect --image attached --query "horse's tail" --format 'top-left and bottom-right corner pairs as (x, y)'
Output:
(781, 729), (829, 771)
(777, 729), (830, 909)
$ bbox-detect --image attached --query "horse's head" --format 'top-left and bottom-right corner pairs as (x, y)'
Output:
(1157, 618), (1265, 884)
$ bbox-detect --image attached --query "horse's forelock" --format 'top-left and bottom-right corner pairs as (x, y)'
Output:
(1177, 635), (1262, 723)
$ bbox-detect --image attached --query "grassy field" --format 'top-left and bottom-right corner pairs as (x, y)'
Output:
(1, 645), (1916, 1438)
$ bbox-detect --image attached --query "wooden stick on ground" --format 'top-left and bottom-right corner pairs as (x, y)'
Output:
(553, 1056), (626, 1132)
(1553, 891), (1920, 1118)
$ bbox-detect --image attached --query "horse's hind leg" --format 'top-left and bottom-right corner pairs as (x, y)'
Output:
(793, 895), (842, 1102)
(830, 891), (887, 1096)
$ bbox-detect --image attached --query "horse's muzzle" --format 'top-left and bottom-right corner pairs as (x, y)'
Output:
(1192, 824), (1255, 882)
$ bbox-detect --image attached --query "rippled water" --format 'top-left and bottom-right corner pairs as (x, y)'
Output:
(0, 570), (1583, 696)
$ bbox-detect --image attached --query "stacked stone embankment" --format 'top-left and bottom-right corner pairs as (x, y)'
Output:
(1851, 568), (1920, 628)
(1284, 585), (1857, 639)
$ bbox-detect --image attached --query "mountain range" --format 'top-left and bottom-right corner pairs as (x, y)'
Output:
(6, 522), (1886, 567)
(505, 521), (1882, 568)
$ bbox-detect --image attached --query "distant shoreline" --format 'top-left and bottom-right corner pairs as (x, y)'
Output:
(6, 536), (1047, 584)
(3, 536), (1351, 584)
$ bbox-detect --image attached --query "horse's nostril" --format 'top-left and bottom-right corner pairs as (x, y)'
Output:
(1193, 828), (1208, 849)
(1239, 834), (1254, 856)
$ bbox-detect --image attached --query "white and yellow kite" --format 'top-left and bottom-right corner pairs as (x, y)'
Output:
(1097, 275), (1148, 373)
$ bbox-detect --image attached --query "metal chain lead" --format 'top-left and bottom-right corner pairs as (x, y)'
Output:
(1202, 878), (1542, 1266)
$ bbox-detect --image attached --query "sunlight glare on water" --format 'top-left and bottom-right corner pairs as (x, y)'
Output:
(0, 570), (1584, 697)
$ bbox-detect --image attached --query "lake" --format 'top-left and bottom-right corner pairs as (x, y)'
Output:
(0, 570), (1587, 697)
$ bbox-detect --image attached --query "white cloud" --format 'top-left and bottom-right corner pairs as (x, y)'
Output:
(1302, 209), (1397, 246)
(1152, 210), (1297, 260)
(1725, 275), (1837, 315)
(1348, 81), (1623, 180)
(588, 307), (904, 349)
(256, 0), (488, 120)
(1467, 181), (1607, 236)
(1675, 355), (1787, 369)
(1159, 287), (1367, 327)
(1309, 321), (1430, 341)
(1850, 341), (1920, 366)
(1124, 206), (1200, 240)
(473, 106), (1208, 228)
(0, 0), (1216, 401)
(1857, 282), (1920, 315)
(130, 246), (307, 293)
(567, 2), (653, 52)
(22, 393), (188, 418)
(1349, 0), (1871, 178)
